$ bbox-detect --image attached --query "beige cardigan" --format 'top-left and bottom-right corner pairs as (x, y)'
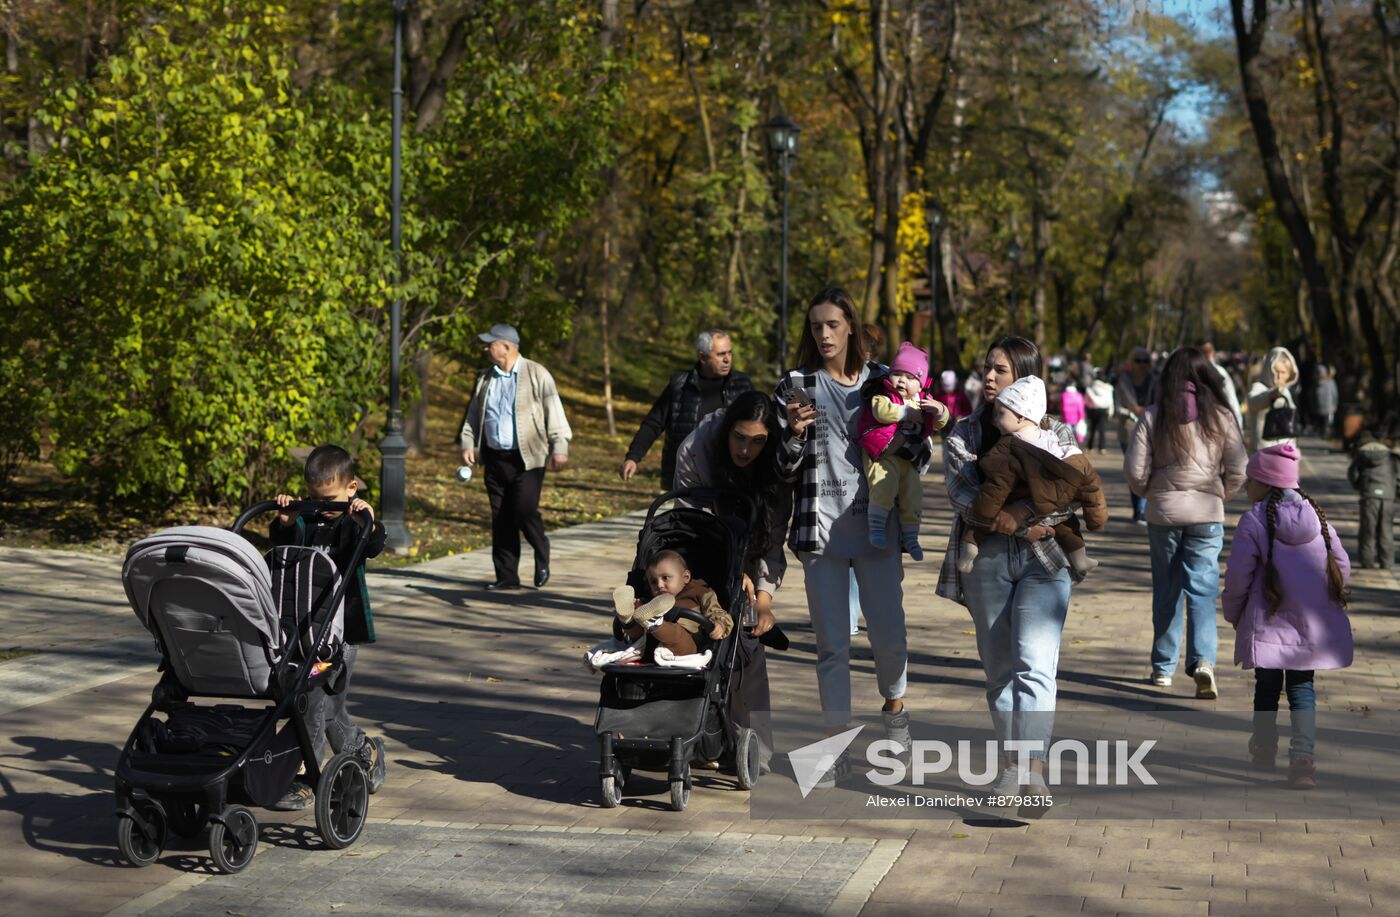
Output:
(458, 355), (572, 470)
(1124, 405), (1247, 526)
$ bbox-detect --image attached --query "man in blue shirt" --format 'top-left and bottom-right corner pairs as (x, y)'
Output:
(459, 324), (572, 589)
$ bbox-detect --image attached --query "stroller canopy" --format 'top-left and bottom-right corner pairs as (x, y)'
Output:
(124, 526), (281, 697)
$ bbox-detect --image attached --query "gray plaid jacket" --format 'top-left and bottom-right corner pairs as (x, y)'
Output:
(935, 407), (1083, 605)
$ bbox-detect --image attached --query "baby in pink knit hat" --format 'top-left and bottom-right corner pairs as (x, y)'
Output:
(855, 342), (951, 559)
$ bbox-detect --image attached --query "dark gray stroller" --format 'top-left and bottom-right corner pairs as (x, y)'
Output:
(114, 500), (373, 873)
(594, 488), (764, 811)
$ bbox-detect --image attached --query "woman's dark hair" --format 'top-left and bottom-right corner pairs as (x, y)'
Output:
(710, 390), (785, 561)
(862, 322), (886, 364)
(1151, 346), (1230, 458)
(978, 336), (1043, 456)
(793, 286), (868, 377)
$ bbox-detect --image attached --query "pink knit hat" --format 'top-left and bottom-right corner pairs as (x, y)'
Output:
(889, 342), (930, 388)
(1247, 442), (1300, 490)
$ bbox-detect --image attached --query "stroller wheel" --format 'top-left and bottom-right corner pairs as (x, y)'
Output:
(316, 751), (369, 850)
(600, 768), (624, 809)
(117, 801), (166, 867)
(669, 765), (692, 812)
(735, 727), (760, 791)
(208, 805), (258, 874)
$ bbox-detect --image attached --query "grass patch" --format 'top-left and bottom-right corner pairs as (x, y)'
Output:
(0, 647), (37, 663)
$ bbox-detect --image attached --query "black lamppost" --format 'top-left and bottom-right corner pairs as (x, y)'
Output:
(1007, 238), (1023, 339)
(379, 0), (411, 552)
(926, 199), (944, 362)
(763, 111), (800, 374)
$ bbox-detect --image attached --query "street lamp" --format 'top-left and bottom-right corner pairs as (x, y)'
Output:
(926, 200), (944, 364)
(763, 111), (800, 374)
(1007, 238), (1023, 338)
(379, 0), (412, 552)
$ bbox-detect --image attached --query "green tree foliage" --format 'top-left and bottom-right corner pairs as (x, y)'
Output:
(1, 4), (392, 502)
(1, 0), (621, 503)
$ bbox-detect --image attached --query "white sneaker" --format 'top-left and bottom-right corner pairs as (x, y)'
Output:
(1193, 663), (1218, 700)
(1150, 672), (1173, 687)
(986, 765), (1023, 797)
(1017, 770), (1053, 819)
(814, 751), (852, 789)
(881, 708), (912, 765)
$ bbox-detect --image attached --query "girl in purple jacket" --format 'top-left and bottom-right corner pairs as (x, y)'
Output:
(1222, 442), (1352, 790)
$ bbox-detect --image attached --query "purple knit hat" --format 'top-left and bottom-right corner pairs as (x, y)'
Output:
(1247, 442), (1301, 490)
(889, 342), (930, 388)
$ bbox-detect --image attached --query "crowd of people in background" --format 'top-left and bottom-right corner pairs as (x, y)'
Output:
(446, 313), (1396, 803)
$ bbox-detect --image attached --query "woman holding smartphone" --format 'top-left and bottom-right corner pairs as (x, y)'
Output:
(775, 287), (916, 787)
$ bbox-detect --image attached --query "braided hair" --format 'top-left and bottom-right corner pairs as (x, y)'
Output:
(1261, 486), (1349, 615)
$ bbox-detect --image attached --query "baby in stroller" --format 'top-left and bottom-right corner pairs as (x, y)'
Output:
(593, 491), (764, 811)
(612, 550), (733, 662)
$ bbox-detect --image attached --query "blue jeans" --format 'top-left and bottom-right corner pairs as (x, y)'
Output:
(962, 534), (1072, 758)
(801, 549), (907, 724)
(849, 568), (861, 632)
(1120, 441), (1148, 520)
(1252, 669), (1316, 758)
(1148, 523), (1223, 676)
(306, 645), (366, 763)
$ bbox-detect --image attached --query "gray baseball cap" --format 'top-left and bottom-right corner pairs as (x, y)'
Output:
(477, 323), (520, 345)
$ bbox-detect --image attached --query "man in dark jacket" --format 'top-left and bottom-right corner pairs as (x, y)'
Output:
(619, 329), (753, 490)
(1349, 432), (1399, 568)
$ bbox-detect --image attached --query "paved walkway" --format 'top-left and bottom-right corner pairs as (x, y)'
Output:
(1, 438), (1397, 916)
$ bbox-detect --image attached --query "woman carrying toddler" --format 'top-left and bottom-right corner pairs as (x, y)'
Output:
(937, 337), (1081, 818)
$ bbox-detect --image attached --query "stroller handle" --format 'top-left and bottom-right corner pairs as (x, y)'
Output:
(229, 499), (378, 689)
(645, 487), (760, 534)
(232, 499), (374, 534)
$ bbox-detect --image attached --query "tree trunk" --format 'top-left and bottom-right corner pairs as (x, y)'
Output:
(1230, 0), (1352, 399)
(599, 0), (620, 437)
(405, 346), (430, 456)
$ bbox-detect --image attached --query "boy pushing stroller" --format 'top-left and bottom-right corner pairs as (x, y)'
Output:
(269, 445), (389, 809)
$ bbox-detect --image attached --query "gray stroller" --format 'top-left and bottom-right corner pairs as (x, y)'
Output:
(113, 500), (373, 873)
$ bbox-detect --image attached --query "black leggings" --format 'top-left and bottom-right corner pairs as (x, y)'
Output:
(1085, 409), (1110, 450)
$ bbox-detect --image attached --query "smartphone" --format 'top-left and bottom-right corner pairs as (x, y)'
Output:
(791, 388), (814, 409)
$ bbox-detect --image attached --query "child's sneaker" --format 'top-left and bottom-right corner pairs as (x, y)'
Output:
(957, 541), (981, 575)
(1192, 663), (1218, 700)
(269, 780), (314, 811)
(357, 736), (387, 794)
(613, 585), (674, 624)
(899, 525), (924, 561)
(1288, 755), (1316, 790)
(814, 751), (852, 790)
(1248, 737), (1278, 771)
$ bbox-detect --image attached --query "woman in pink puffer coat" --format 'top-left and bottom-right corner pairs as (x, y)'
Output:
(1222, 442), (1352, 790)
